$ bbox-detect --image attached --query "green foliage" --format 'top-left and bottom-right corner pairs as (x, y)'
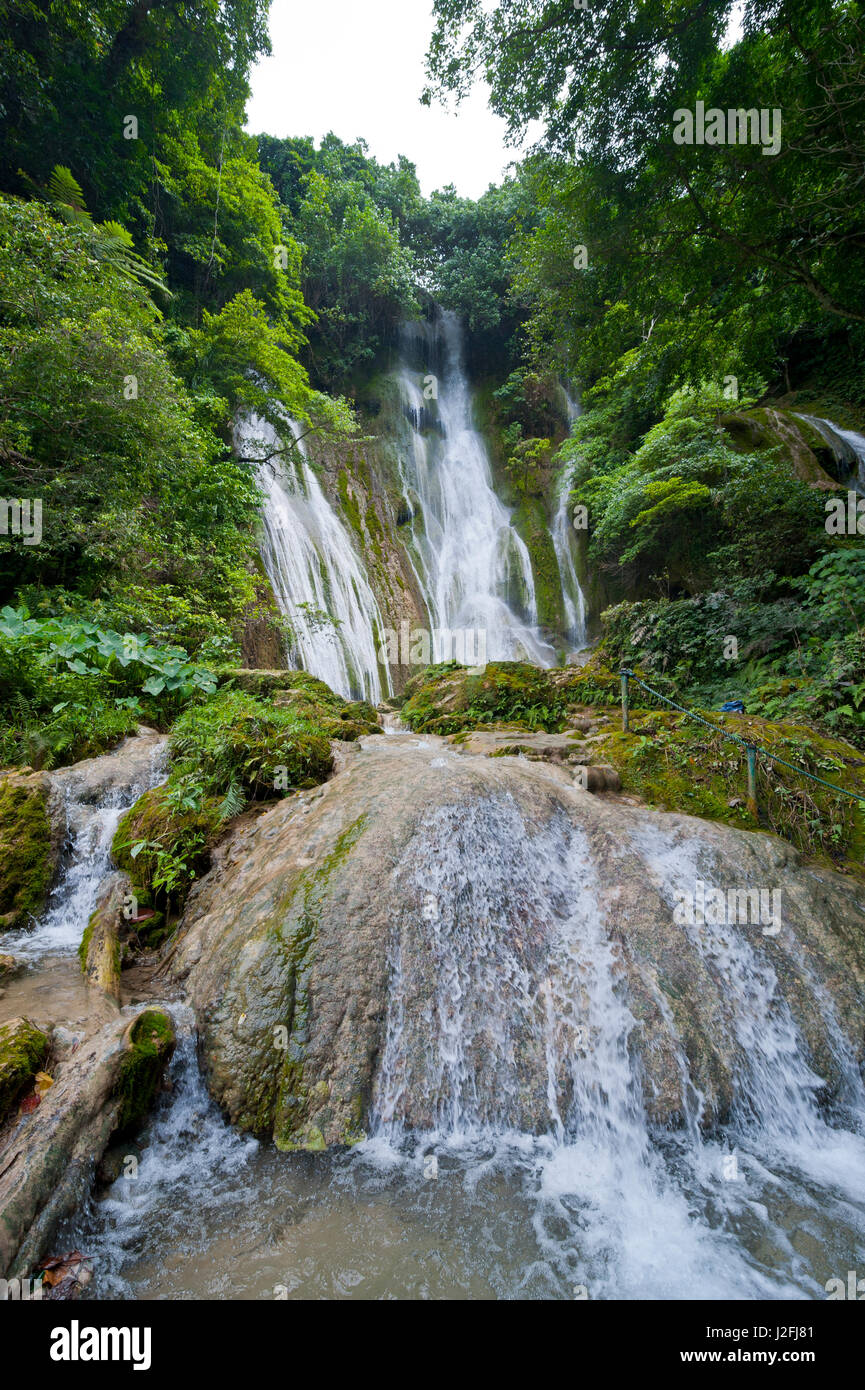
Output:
(595, 712), (865, 869)
(567, 388), (826, 599)
(113, 783), (222, 912)
(168, 687), (334, 801)
(0, 195), (261, 620)
(401, 659), (622, 735)
(112, 671), (379, 913)
(0, 606), (218, 768)
(430, 2), (865, 388)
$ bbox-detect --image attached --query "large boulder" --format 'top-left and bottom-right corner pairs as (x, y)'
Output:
(0, 1006), (174, 1277)
(166, 735), (865, 1150)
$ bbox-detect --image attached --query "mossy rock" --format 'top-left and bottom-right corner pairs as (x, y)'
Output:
(592, 708), (865, 868)
(0, 1016), (49, 1121)
(401, 658), (620, 735)
(169, 688), (343, 799)
(719, 408), (839, 489)
(112, 786), (221, 904)
(511, 494), (565, 632)
(217, 669), (346, 711)
(0, 774), (55, 932)
(78, 876), (125, 1000)
(113, 1008), (175, 1135)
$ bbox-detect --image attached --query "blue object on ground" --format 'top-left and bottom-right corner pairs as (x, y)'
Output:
(720, 700), (746, 714)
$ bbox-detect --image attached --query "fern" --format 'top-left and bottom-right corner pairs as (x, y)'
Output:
(47, 165), (89, 222)
(216, 779), (246, 825)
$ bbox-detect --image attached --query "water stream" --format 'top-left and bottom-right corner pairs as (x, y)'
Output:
(551, 385), (588, 652)
(395, 312), (556, 665)
(795, 412), (865, 494)
(2, 735), (167, 967)
(60, 739), (865, 1301)
(238, 412), (390, 703)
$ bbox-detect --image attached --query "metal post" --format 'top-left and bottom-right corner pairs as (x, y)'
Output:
(621, 669), (630, 734)
(746, 745), (758, 819)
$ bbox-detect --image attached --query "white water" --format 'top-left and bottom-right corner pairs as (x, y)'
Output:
(2, 738), (167, 962)
(395, 312), (556, 665)
(69, 779), (865, 1300)
(551, 385), (588, 650)
(238, 412), (390, 702)
(795, 412), (865, 494)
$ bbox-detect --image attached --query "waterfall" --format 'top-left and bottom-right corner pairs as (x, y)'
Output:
(364, 787), (865, 1297)
(237, 412), (390, 703)
(66, 748), (865, 1298)
(394, 311), (557, 666)
(2, 735), (166, 962)
(551, 385), (588, 650)
(795, 412), (865, 494)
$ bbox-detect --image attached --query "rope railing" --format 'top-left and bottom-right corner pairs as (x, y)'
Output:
(618, 667), (865, 814)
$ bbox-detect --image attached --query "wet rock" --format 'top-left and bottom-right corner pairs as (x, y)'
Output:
(78, 873), (128, 1002)
(96, 1140), (143, 1186)
(0, 1017), (50, 1121)
(49, 730), (166, 809)
(0, 1006), (175, 1277)
(0, 954), (17, 982)
(50, 1026), (83, 1061)
(167, 738), (865, 1149)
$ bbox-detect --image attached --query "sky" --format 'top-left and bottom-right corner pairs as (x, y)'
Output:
(245, 0), (529, 198)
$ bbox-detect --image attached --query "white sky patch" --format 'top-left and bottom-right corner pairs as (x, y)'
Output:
(245, 0), (535, 197)
(722, 1), (746, 50)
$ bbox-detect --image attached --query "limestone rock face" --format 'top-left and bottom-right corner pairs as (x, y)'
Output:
(167, 735), (865, 1150)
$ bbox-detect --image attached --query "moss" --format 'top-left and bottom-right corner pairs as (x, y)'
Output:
(592, 708), (865, 868)
(112, 1008), (175, 1135)
(112, 786), (220, 904)
(719, 408), (839, 488)
(337, 468), (362, 540)
(0, 775), (54, 932)
(511, 494), (565, 632)
(401, 658), (620, 735)
(0, 1016), (49, 1120)
(78, 889), (122, 997)
(401, 659), (864, 865)
(77, 919), (94, 970)
(170, 688), (337, 799)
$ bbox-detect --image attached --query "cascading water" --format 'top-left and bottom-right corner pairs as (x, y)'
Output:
(69, 743), (865, 1300)
(2, 735), (167, 963)
(795, 412), (865, 494)
(395, 312), (556, 665)
(551, 385), (588, 651)
(237, 412), (390, 703)
(365, 792), (865, 1298)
